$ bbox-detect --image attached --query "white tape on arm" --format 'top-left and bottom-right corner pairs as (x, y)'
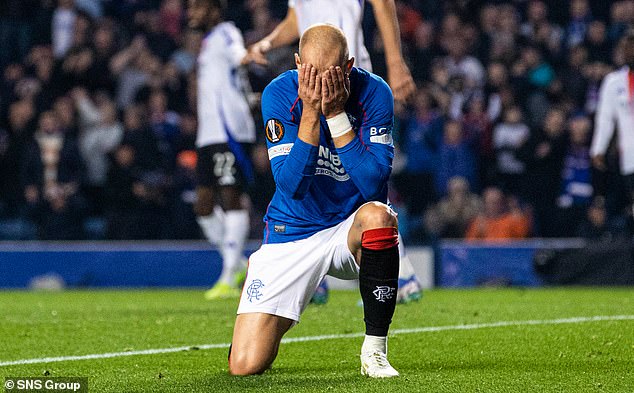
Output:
(326, 112), (352, 138)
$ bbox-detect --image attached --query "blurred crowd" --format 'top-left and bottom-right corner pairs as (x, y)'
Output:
(1, 0), (633, 242)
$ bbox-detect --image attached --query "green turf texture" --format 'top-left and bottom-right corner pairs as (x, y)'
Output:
(1, 288), (633, 392)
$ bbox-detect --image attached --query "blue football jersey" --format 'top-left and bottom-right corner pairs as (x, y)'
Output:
(261, 67), (394, 243)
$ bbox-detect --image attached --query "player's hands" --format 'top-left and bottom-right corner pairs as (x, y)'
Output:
(247, 40), (271, 65)
(297, 59), (321, 114)
(321, 66), (350, 118)
(387, 60), (415, 104)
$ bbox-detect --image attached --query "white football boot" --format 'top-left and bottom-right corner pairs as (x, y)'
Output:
(360, 350), (400, 378)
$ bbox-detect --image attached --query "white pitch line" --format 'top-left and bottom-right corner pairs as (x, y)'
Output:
(1, 315), (632, 367)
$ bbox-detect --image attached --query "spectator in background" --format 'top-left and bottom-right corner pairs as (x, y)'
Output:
(72, 88), (124, 213)
(104, 144), (143, 239)
(461, 94), (493, 186)
(493, 106), (530, 197)
(90, 20), (118, 94)
(21, 111), (85, 239)
(585, 21), (612, 62)
(110, 36), (159, 108)
(120, 104), (162, 170)
(410, 21), (437, 83)
(557, 114), (593, 234)
(520, 1), (563, 53)
(52, 95), (78, 137)
(567, 0), (593, 48)
(436, 120), (478, 197)
(2, 100), (36, 213)
(395, 87), (444, 218)
(52, 0), (77, 59)
(159, 0), (184, 43)
(583, 61), (612, 115)
(137, 9), (178, 62)
(425, 176), (481, 239)
(0, 127), (11, 215)
(444, 33), (485, 90)
(465, 186), (530, 241)
(147, 88), (180, 169)
(576, 196), (628, 240)
(104, 143), (167, 240)
(171, 149), (199, 239)
(519, 107), (567, 237)
(561, 45), (590, 109)
(514, 45), (555, 127)
(608, 1), (634, 43)
(170, 29), (203, 75)
(483, 62), (509, 123)
(0, 0), (40, 69)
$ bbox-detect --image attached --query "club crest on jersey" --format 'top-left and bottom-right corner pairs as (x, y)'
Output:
(372, 286), (395, 302)
(265, 119), (284, 143)
(246, 279), (265, 302)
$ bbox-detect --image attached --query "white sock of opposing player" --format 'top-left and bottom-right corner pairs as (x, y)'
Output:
(217, 209), (249, 285)
(397, 234), (416, 279)
(197, 206), (225, 246)
(361, 335), (387, 355)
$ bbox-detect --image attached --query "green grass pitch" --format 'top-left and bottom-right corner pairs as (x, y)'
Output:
(1, 288), (633, 392)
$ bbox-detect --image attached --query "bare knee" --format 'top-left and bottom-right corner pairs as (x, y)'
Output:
(228, 349), (272, 376)
(354, 202), (398, 231)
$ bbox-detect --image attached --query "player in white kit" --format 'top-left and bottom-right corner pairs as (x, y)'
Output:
(591, 31), (634, 232)
(248, 0), (422, 303)
(250, 0), (415, 102)
(188, 0), (256, 299)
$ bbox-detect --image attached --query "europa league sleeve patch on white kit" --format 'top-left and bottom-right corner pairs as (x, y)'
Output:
(265, 118), (285, 143)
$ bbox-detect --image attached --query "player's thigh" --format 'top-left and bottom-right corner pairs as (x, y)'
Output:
(326, 213), (360, 280)
(194, 186), (215, 216)
(218, 185), (243, 210)
(229, 312), (293, 375)
(194, 145), (220, 216)
(239, 241), (328, 321)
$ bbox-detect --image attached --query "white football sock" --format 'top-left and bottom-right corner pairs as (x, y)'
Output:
(217, 209), (249, 285)
(397, 233), (416, 279)
(362, 335), (388, 355)
(197, 206), (225, 247)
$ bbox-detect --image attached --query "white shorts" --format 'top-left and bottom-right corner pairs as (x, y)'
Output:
(237, 213), (359, 322)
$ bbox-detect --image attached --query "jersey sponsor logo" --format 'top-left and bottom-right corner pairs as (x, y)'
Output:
(369, 126), (390, 136)
(369, 126), (393, 145)
(316, 145), (350, 181)
(370, 134), (393, 145)
(372, 286), (396, 302)
(265, 119), (285, 143)
(267, 143), (294, 160)
(246, 279), (265, 302)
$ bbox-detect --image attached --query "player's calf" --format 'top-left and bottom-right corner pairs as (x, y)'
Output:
(352, 202), (400, 377)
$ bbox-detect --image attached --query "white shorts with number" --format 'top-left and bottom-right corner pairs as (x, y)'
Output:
(237, 213), (359, 322)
